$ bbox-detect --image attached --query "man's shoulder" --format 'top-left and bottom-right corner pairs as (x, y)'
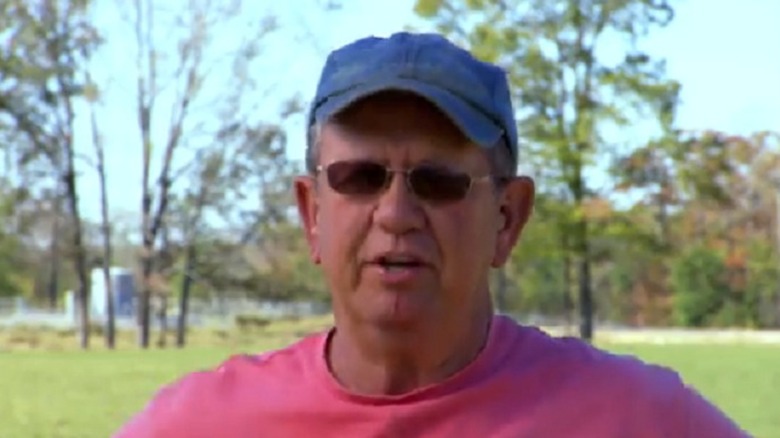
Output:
(571, 342), (747, 436)
(513, 324), (688, 399)
(177, 330), (325, 391)
(113, 331), (328, 437)
(502, 322), (747, 436)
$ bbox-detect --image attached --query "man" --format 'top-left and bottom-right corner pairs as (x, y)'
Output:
(115, 32), (748, 437)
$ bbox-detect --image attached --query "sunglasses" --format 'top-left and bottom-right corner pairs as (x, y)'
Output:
(316, 160), (495, 203)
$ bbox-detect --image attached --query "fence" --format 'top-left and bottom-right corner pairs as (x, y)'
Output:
(4, 297), (780, 345)
(0, 296), (330, 330)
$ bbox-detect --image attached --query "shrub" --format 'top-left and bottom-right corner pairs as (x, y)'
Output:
(670, 245), (730, 327)
(234, 314), (271, 331)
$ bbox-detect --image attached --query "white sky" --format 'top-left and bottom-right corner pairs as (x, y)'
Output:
(69, 0), (780, 223)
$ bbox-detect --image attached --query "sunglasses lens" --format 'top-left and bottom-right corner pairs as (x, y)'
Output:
(409, 166), (471, 202)
(325, 161), (388, 195)
(323, 161), (475, 202)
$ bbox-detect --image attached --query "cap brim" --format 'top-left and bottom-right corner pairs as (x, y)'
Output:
(312, 78), (504, 149)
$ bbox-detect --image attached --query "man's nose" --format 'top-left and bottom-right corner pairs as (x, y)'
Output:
(373, 172), (426, 234)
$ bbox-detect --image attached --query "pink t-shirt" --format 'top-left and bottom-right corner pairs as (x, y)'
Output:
(115, 315), (748, 437)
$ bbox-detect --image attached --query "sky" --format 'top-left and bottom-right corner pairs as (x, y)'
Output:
(70, 0), (780, 224)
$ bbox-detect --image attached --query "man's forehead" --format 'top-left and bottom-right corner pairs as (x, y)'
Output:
(318, 123), (483, 169)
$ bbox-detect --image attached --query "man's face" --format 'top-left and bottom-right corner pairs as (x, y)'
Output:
(295, 92), (534, 331)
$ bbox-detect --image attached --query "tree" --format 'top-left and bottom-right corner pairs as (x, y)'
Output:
(414, 0), (679, 340)
(85, 69), (117, 348)
(673, 131), (780, 327)
(506, 193), (571, 318)
(168, 110), (310, 347)
(0, 184), (28, 297)
(615, 130), (780, 327)
(123, 0), (278, 348)
(745, 238), (780, 328)
(670, 245), (730, 327)
(0, 0), (101, 348)
(170, 149), (219, 347)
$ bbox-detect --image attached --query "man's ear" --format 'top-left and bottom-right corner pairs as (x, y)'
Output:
(492, 176), (535, 268)
(294, 175), (321, 264)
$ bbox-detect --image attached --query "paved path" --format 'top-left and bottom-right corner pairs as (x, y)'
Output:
(542, 326), (780, 344)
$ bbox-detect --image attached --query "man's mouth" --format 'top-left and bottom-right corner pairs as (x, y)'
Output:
(374, 255), (425, 269)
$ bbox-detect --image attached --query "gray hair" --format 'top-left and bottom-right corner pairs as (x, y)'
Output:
(305, 122), (517, 180)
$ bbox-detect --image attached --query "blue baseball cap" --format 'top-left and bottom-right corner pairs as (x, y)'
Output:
(308, 32), (518, 169)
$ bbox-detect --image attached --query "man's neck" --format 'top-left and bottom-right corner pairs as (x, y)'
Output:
(327, 305), (493, 396)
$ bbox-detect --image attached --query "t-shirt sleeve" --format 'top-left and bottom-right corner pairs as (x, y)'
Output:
(676, 383), (752, 438)
(112, 381), (188, 437)
(111, 371), (218, 438)
(111, 353), (273, 437)
(112, 402), (163, 437)
(612, 355), (753, 437)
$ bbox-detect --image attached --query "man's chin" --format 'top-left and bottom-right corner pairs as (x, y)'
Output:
(362, 302), (435, 334)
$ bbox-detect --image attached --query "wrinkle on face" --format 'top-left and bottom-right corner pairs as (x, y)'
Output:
(294, 91), (536, 395)
(305, 92), (518, 335)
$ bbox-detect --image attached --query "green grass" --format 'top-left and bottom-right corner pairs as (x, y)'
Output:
(0, 317), (332, 438)
(0, 348), (238, 438)
(0, 324), (778, 437)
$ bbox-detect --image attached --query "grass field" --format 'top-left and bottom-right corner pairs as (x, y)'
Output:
(1, 320), (778, 437)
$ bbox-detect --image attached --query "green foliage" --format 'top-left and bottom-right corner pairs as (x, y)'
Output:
(234, 314), (272, 331)
(414, 0), (681, 339)
(0, 238), (23, 297)
(413, 0), (445, 17)
(0, 184), (32, 297)
(0, 0), (101, 148)
(0, 219), (22, 297)
(0, 274), (21, 297)
(0, 0), (777, 342)
(745, 239), (780, 328)
(676, 132), (737, 205)
(506, 194), (569, 315)
(670, 245), (730, 327)
(596, 207), (669, 323)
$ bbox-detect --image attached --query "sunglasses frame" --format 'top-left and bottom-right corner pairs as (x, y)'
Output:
(315, 160), (496, 202)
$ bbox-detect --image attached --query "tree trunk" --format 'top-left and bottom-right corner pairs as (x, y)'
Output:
(562, 236), (574, 336)
(138, 240), (153, 348)
(577, 232), (594, 341)
(573, 174), (593, 341)
(60, 79), (89, 348)
(177, 177), (208, 348)
(156, 293), (168, 348)
(138, 101), (154, 349)
(47, 204), (61, 309)
(136, 0), (154, 349)
(556, 190), (574, 335)
(176, 243), (196, 347)
(91, 101), (116, 349)
(775, 191), (780, 327)
(64, 166), (89, 349)
(100, 264), (115, 348)
(658, 172), (671, 246)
